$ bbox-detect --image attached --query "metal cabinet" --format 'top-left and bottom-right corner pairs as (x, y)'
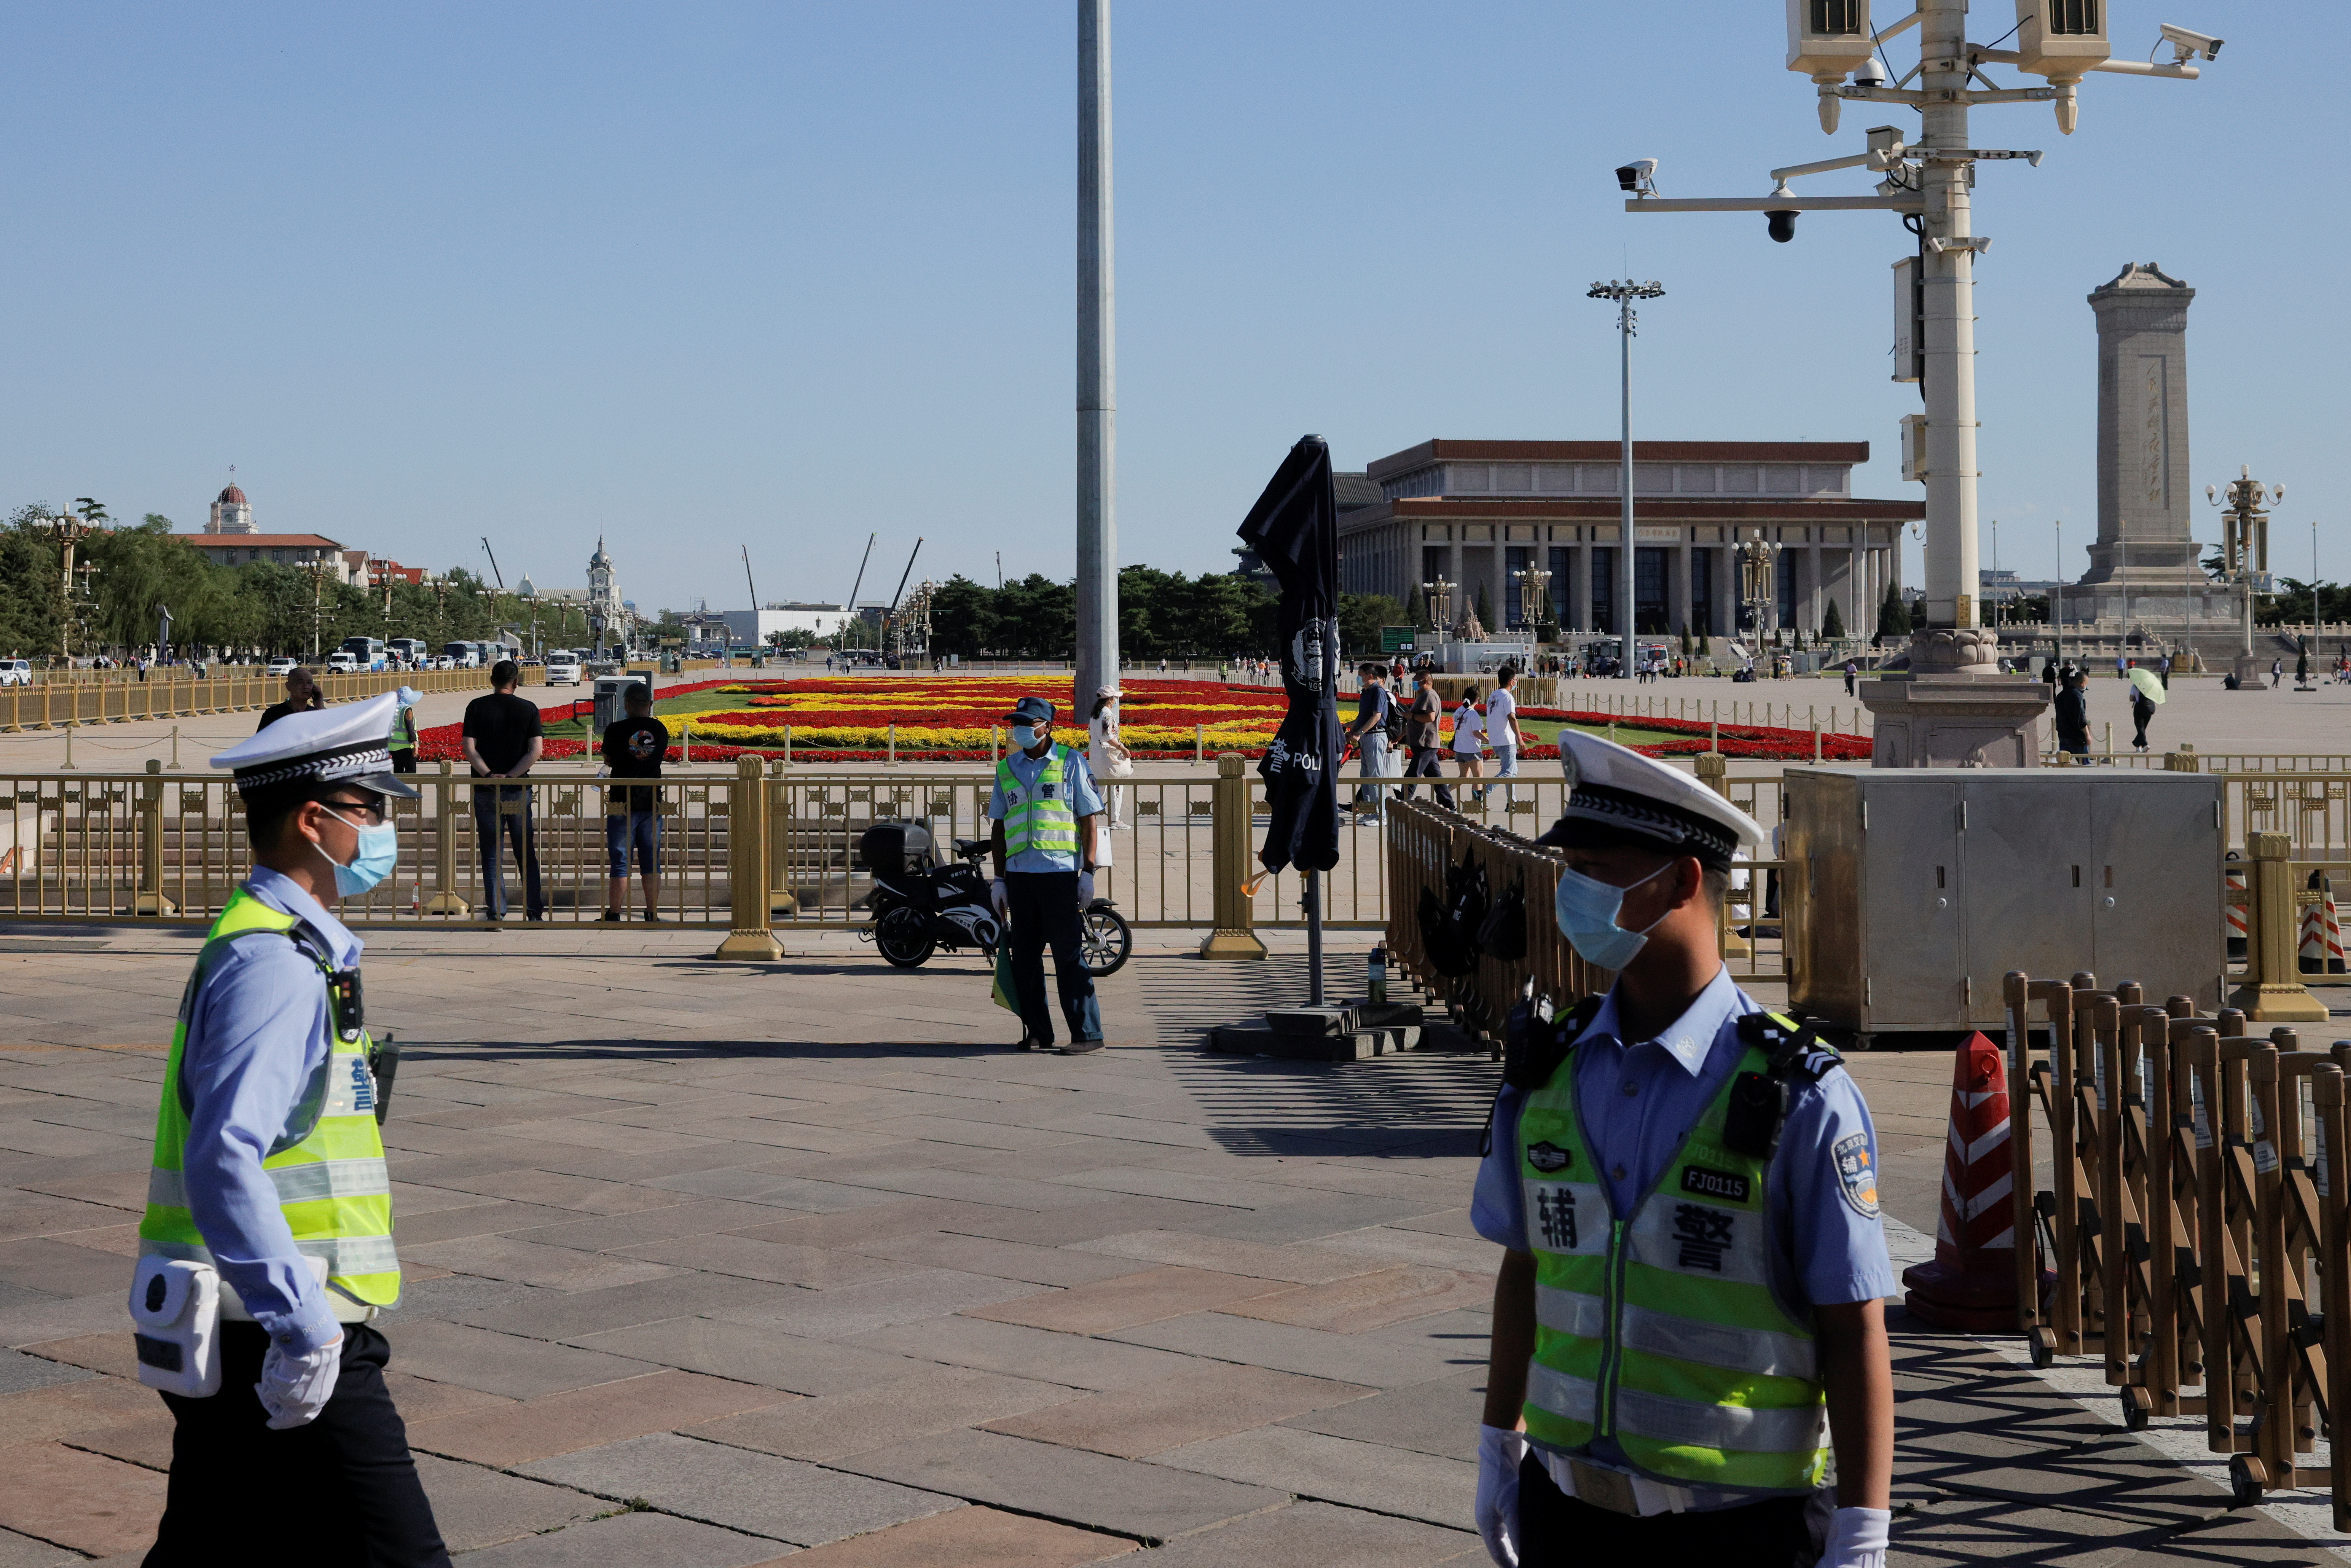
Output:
(1785, 769), (2223, 1037)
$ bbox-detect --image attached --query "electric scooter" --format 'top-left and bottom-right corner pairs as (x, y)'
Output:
(859, 822), (1132, 976)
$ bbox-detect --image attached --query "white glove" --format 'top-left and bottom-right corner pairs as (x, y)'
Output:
(1077, 871), (1096, 905)
(1476, 1424), (1524, 1567)
(1822, 1506), (1890, 1568)
(989, 878), (1009, 918)
(255, 1334), (342, 1430)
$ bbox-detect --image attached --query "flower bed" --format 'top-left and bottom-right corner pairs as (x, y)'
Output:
(409, 677), (1868, 764)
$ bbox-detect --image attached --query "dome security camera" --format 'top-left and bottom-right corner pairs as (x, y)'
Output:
(1852, 54), (1890, 88)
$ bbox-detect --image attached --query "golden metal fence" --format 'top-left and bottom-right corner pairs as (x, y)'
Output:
(0, 666), (542, 733)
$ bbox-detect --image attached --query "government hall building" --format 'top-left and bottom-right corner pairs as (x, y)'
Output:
(1338, 439), (1924, 638)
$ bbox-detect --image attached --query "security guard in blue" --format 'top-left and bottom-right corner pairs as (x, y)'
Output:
(137, 690), (450, 1566)
(1471, 731), (1894, 1568)
(987, 695), (1105, 1053)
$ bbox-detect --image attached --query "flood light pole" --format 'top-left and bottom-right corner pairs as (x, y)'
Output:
(1588, 280), (1663, 677)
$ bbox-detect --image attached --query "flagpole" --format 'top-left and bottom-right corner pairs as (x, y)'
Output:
(1305, 870), (1324, 1005)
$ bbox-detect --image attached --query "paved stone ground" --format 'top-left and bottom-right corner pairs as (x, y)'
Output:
(0, 927), (2337, 1563)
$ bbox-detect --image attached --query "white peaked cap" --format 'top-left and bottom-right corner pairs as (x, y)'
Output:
(210, 688), (424, 798)
(1537, 728), (1767, 867)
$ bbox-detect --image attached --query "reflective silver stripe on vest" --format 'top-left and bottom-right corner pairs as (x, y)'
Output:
(293, 1233), (399, 1275)
(147, 1157), (391, 1212)
(1615, 1386), (1826, 1454)
(1525, 1360), (1600, 1427)
(1626, 1194), (1773, 1286)
(1534, 1284), (1608, 1341)
(1618, 1302), (1817, 1381)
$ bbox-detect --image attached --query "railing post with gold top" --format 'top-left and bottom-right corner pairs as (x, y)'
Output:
(1199, 752), (1267, 959)
(2231, 832), (2327, 1021)
(715, 753), (783, 959)
(422, 761), (470, 916)
(134, 759), (178, 916)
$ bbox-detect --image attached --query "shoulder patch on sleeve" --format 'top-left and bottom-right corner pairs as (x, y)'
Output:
(1832, 1131), (1881, 1218)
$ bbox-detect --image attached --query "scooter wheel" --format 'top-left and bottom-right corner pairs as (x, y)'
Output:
(1080, 903), (1132, 977)
(874, 907), (936, 968)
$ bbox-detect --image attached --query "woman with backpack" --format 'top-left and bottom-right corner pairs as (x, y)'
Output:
(1451, 687), (1487, 802)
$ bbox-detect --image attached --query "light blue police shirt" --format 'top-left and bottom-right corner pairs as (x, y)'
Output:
(985, 741), (1105, 874)
(176, 867), (361, 1353)
(1471, 964), (1897, 1506)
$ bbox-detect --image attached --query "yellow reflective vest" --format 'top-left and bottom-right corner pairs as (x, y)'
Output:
(138, 890), (401, 1309)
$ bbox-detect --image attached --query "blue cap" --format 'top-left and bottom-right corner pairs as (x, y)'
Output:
(1003, 696), (1055, 725)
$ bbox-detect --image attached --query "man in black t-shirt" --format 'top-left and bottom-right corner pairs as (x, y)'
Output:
(255, 668), (323, 731)
(461, 660), (545, 921)
(1342, 664), (1393, 821)
(600, 684), (670, 922)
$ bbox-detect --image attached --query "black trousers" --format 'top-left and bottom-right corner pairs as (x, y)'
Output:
(1518, 1455), (1831, 1568)
(390, 750), (417, 774)
(148, 1323), (449, 1567)
(471, 783), (545, 919)
(1005, 871), (1101, 1046)
(1399, 746), (1455, 809)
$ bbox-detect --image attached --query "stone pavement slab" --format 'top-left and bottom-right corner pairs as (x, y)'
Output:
(397, 1235), (682, 1292)
(832, 1429), (1286, 1546)
(982, 1363), (1372, 1460)
(725, 1197), (1028, 1250)
(572, 1318), (936, 1396)
(454, 1272), (797, 1340)
(833, 1230), (1151, 1287)
(0, 1375), (161, 1447)
(1108, 1312), (1468, 1389)
(411, 1453), (603, 1551)
(0, 1238), (135, 1298)
(936, 1196), (1250, 1248)
(1125, 1499), (1481, 1568)
(846, 1315), (1210, 1392)
(450, 1508), (796, 1567)
(518, 1431), (963, 1547)
(504, 1198), (800, 1251)
(384, 1319), (660, 1399)
(0, 1527), (81, 1568)
(707, 1268), (1048, 1338)
(1279, 1369), (1486, 1461)
(1151, 1425), (1478, 1531)
(961, 1266), (1276, 1334)
(1068, 1229), (1391, 1284)
(779, 1505), (1133, 1567)
(0, 1439), (170, 1557)
(682, 1365), (1081, 1463)
(0, 1346), (96, 1394)
(405, 1369), (793, 1468)
(611, 1233), (924, 1289)
(1221, 1264), (1490, 1334)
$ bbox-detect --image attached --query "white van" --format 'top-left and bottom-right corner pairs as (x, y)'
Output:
(0, 659), (30, 688)
(545, 654), (583, 686)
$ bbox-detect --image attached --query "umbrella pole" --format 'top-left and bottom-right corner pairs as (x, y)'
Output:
(1305, 869), (1325, 1006)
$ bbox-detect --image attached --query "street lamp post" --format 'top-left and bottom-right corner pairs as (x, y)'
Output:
(2208, 467), (2279, 690)
(1587, 280), (1663, 679)
(1737, 529), (1782, 660)
(1419, 578), (1456, 649)
(1513, 566), (1552, 641)
(1621, 2), (2220, 763)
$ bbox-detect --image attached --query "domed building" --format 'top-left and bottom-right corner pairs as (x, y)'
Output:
(206, 483), (255, 534)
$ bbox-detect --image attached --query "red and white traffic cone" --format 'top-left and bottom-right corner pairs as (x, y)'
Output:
(2324, 873), (2348, 975)
(1903, 1032), (2027, 1331)
(2300, 880), (2329, 975)
(2227, 854), (2249, 961)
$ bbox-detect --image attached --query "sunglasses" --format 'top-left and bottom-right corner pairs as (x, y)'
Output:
(319, 797), (387, 826)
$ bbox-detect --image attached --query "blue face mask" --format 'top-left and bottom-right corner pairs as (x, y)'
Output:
(322, 809), (399, 898)
(1011, 725), (1041, 749)
(1553, 859), (1677, 971)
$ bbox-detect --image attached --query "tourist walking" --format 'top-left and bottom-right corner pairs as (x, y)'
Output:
(144, 693), (451, 1567)
(1474, 731), (1893, 1568)
(1401, 669), (1454, 810)
(1485, 664), (1523, 809)
(2130, 682), (2156, 751)
(987, 695), (1105, 1053)
(2054, 666), (2091, 763)
(461, 660), (545, 923)
(256, 667), (324, 732)
(1451, 688), (1487, 802)
(600, 682), (668, 922)
(1343, 663), (1393, 823)
(1843, 657), (1858, 697)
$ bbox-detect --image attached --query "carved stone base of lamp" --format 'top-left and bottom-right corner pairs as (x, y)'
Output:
(2231, 653), (2273, 693)
(1860, 628), (2052, 767)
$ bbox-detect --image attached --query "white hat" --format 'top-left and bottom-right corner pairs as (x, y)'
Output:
(1537, 729), (1765, 868)
(211, 688), (423, 798)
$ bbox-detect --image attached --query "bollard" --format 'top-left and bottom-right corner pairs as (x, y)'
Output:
(61, 721), (75, 770)
(169, 725), (180, 770)
(1811, 719), (1821, 764)
(714, 754), (783, 959)
(134, 759), (178, 916)
(887, 722), (897, 766)
(2231, 833), (2328, 1021)
(1194, 723), (1203, 765)
(682, 721), (692, 765)
(422, 762), (470, 915)
(783, 724), (792, 768)
(1198, 753), (1267, 959)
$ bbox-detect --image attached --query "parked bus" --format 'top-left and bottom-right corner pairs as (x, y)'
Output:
(339, 637), (387, 672)
(387, 637), (429, 666)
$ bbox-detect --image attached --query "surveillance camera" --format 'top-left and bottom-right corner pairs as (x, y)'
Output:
(1766, 208), (1799, 243)
(2158, 22), (2223, 61)
(1852, 54), (1890, 88)
(1615, 158), (1659, 195)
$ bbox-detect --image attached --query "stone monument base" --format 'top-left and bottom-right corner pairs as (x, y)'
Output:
(1860, 629), (2051, 768)
(2231, 653), (2274, 693)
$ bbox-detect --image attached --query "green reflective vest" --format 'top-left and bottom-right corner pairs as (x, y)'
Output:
(139, 890), (401, 1310)
(389, 706), (417, 751)
(1516, 1013), (1830, 1496)
(997, 744), (1079, 859)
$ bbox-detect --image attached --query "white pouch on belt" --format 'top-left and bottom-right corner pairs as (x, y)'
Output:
(129, 1256), (222, 1398)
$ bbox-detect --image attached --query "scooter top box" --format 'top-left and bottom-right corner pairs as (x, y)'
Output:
(859, 821), (934, 875)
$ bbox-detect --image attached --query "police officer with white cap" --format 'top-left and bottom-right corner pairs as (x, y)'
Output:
(1471, 731), (1893, 1568)
(135, 690), (449, 1565)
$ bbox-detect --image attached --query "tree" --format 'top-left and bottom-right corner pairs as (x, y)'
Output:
(0, 508), (63, 658)
(1875, 581), (1908, 643)
(1475, 584), (1495, 632)
(1820, 597), (1845, 640)
(1337, 593), (1406, 657)
(928, 576), (995, 660)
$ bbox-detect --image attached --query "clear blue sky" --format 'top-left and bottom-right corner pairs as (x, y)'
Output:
(0, 2), (2330, 614)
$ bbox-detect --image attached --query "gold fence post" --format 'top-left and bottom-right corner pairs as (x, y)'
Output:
(2164, 744), (2199, 773)
(715, 753), (783, 959)
(1199, 752), (1267, 959)
(134, 759), (178, 916)
(423, 762), (470, 916)
(2232, 831), (2327, 1021)
(768, 758), (800, 920)
(1693, 752), (1751, 959)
